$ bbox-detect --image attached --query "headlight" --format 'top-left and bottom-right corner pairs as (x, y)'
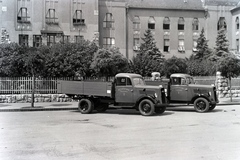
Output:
(208, 92), (211, 96)
(154, 93), (158, 98)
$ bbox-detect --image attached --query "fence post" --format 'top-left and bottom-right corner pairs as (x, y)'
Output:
(31, 74), (35, 107)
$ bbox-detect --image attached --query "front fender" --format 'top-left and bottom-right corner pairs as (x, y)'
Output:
(135, 95), (157, 108)
(191, 94), (210, 104)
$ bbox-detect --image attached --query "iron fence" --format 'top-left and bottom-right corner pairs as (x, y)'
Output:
(1, 76), (240, 94)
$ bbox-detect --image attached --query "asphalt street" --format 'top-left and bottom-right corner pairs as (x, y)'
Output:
(0, 104), (240, 160)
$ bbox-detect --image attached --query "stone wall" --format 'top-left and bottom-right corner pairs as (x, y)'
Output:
(0, 94), (76, 103)
(216, 72), (240, 98)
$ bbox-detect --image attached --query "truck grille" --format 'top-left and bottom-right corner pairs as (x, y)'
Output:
(161, 88), (166, 103)
(213, 87), (218, 101)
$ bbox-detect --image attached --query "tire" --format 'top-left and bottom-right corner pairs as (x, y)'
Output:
(78, 99), (94, 114)
(155, 106), (166, 114)
(209, 104), (216, 111)
(96, 103), (109, 112)
(194, 97), (209, 113)
(138, 99), (155, 116)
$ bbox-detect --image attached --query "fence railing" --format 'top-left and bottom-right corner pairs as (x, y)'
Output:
(1, 76), (240, 94)
(0, 77), (72, 94)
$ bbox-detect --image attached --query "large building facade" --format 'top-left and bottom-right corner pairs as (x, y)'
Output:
(1, 0), (240, 59)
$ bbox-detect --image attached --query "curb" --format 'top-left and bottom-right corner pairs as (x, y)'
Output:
(0, 107), (78, 112)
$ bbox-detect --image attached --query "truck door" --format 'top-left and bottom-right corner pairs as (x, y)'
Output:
(115, 77), (134, 103)
(170, 77), (189, 101)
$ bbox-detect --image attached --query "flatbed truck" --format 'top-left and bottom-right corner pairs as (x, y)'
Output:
(57, 73), (167, 116)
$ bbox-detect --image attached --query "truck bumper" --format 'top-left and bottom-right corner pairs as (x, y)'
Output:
(154, 103), (169, 108)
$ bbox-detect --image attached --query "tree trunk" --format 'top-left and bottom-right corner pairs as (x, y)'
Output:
(229, 77), (232, 102)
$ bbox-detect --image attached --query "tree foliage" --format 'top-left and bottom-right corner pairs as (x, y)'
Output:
(208, 28), (229, 63)
(186, 56), (215, 76)
(129, 29), (164, 76)
(195, 28), (211, 60)
(163, 56), (187, 78)
(0, 43), (30, 76)
(91, 47), (128, 78)
(43, 41), (98, 77)
(217, 53), (240, 79)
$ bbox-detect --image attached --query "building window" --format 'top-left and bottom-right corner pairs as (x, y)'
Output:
(133, 38), (140, 51)
(148, 16), (155, 30)
(237, 39), (239, 52)
(47, 35), (56, 46)
(19, 34), (28, 46)
(75, 35), (84, 43)
(73, 10), (85, 25)
(178, 39), (185, 52)
(178, 17), (184, 30)
(103, 13), (114, 28)
(17, 7), (30, 23)
(61, 35), (70, 43)
(46, 9), (58, 24)
(103, 37), (115, 48)
(193, 40), (198, 52)
(33, 35), (42, 47)
(133, 16), (140, 30)
(164, 39), (170, 52)
(218, 17), (227, 30)
(163, 17), (170, 30)
(192, 18), (199, 31)
(236, 17), (239, 30)
(19, 34), (29, 46)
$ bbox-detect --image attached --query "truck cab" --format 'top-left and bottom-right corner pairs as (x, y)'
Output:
(169, 73), (218, 112)
(146, 73), (219, 113)
(113, 73), (167, 115)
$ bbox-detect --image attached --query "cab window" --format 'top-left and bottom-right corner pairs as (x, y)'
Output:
(171, 77), (186, 85)
(116, 77), (132, 86)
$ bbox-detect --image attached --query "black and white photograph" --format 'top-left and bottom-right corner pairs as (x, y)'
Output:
(1, 0), (240, 159)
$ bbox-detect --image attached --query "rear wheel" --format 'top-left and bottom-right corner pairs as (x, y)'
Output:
(155, 106), (166, 114)
(209, 104), (216, 111)
(78, 99), (94, 114)
(138, 99), (155, 116)
(194, 97), (209, 113)
(96, 103), (109, 112)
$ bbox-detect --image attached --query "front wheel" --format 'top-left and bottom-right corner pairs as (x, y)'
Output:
(138, 99), (155, 116)
(78, 99), (94, 114)
(155, 106), (166, 114)
(194, 97), (209, 113)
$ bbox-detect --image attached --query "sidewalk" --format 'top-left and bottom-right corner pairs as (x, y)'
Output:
(0, 97), (240, 112)
(0, 102), (79, 112)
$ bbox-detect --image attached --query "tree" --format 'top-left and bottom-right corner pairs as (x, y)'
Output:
(0, 43), (28, 76)
(217, 53), (240, 102)
(129, 29), (164, 76)
(23, 47), (46, 107)
(163, 56), (187, 78)
(195, 28), (211, 60)
(43, 41), (98, 77)
(186, 55), (215, 76)
(208, 28), (229, 63)
(91, 47), (128, 79)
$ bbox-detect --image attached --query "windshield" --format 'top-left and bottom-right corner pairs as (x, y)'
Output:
(133, 77), (145, 86)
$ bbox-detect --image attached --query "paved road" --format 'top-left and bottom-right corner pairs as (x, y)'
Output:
(0, 105), (240, 160)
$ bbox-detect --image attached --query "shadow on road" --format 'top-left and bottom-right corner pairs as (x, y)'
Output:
(71, 108), (174, 116)
(50, 104), (73, 107)
(167, 107), (223, 113)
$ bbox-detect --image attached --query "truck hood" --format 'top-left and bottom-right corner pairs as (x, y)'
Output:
(135, 85), (162, 90)
(189, 84), (214, 89)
